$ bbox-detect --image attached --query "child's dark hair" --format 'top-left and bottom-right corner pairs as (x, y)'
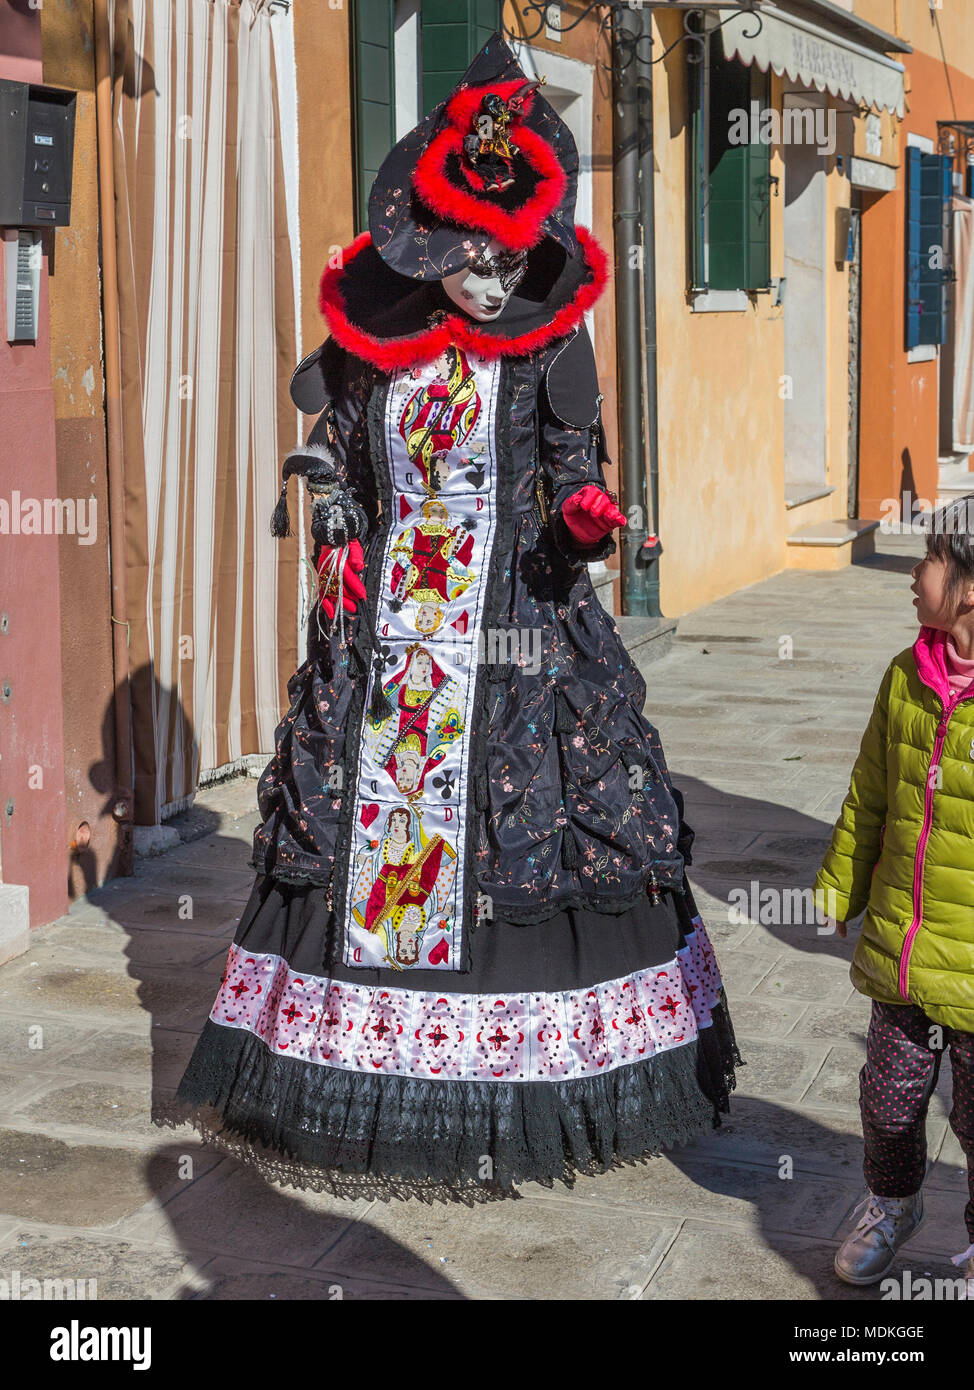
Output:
(925, 493), (974, 609)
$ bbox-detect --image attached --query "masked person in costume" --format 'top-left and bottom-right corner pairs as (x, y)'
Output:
(174, 34), (741, 1198)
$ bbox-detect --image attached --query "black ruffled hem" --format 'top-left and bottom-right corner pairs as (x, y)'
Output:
(164, 994), (741, 1203)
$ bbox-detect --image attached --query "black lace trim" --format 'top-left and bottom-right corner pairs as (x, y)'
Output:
(165, 998), (741, 1201)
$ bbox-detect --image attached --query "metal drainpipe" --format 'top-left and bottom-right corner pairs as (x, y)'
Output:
(611, 6), (650, 616)
(636, 6), (662, 620)
(94, 0), (135, 875)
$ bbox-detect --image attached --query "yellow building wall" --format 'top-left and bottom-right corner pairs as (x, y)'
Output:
(650, 13), (880, 613)
(652, 14), (784, 614)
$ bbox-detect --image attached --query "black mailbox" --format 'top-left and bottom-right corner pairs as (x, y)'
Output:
(0, 79), (76, 228)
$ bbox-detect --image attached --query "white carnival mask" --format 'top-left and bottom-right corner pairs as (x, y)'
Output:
(441, 237), (528, 322)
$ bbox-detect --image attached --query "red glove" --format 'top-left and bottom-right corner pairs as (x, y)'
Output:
(561, 484), (627, 545)
(317, 539), (367, 619)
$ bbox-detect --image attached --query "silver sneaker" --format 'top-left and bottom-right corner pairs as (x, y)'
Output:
(834, 1191), (924, 1286)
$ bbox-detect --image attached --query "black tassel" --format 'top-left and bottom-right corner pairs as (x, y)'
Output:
(561, 821), (578, 869)
(389, 598), (403, 613)
(368, 659), (394, 721)
(270, 479), (291, 538)
(554, 688), (575, 734)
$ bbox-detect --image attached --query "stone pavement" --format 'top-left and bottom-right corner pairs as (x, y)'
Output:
(1, 529), (969, 1301)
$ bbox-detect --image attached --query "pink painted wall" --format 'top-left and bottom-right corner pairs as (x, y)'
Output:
(0, 2), (69, 926)
(0, 0), (42, 83)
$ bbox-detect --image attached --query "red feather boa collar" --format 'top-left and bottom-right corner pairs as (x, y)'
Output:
(318, 228), (609, 373)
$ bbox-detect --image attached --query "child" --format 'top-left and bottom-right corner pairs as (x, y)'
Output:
(815, 496), (974, 1291)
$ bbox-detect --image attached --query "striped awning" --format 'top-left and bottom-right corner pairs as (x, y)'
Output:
(717, 5), (906, 116)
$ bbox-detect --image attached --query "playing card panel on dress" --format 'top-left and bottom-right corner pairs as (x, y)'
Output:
(340, 349), (502, 974)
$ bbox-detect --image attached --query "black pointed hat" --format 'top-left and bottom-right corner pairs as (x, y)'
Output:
(368, 32), (580, 281)
(307, 32), (607, 375)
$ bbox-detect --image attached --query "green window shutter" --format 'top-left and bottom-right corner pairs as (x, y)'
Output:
(706, 51), (750, 291)
(421, 0), (501, 115)
(689, 31), (707, 289)
(745, 66), (771, 290)
(473, 0), (501, 53)
(352, 0), (396, 234)
(690, 33), (770, 293)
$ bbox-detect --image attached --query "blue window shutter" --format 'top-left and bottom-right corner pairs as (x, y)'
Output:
(905, 146), (922, 349)
(939, 153), (952, 345)
(907, 148), (951, 349)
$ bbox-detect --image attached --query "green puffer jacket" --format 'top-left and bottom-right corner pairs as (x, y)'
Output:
(814, 625), (974, 1033)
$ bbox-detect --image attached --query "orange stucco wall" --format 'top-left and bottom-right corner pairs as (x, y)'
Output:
(856, 3), (974, 520)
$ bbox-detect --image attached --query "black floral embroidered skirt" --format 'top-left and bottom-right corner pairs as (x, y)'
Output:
(173, 873), (741, 1201)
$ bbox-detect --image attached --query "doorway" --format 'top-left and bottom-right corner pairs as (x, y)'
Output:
(783, 95), (828, 501)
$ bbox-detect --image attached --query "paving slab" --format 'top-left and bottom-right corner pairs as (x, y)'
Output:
(684, 1097), (867, 1182)
(116, 1159), (374, 1268)
(0, 1129), (171, 1228)
(317, 1192), (681, 1300)
(187, 1255), (461, 1301)
(532, 1153), (859, 1242)
(731, 1037), (830, 1103)
(641, 1222), (959, 1301)
(0, 1225), (201, 1300)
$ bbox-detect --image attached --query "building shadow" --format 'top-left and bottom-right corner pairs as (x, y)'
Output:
(80, 668), (462, 1300)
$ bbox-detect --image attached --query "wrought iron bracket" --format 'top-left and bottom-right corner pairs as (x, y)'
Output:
(501, 2), (762, 68)
(938, 120), (974, 163)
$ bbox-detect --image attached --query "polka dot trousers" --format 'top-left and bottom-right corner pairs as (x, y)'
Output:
(860, 1000), (974, 1241)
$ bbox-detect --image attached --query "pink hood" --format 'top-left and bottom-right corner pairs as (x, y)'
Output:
(912, 625), (952, 705)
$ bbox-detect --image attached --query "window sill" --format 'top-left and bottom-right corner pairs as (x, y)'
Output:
(691, 289), (749, 313)
(907, 344), (938, 364)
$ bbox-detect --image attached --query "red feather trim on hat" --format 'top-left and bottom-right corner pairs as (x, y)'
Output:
(442, 78), (539, 133)
(412, 124), (567, 253)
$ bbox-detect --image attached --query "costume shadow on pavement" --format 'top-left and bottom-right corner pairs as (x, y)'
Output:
(0, 667), (464, 1300)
